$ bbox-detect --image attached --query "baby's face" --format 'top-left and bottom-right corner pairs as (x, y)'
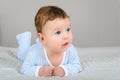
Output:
(41, 18), (73, 53)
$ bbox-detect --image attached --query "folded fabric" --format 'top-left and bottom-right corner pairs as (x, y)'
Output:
(16, 32), (31, 61)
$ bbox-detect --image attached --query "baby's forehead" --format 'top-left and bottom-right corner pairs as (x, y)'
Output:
(47, 17), (69, 22)
(47, 18), (70, 27)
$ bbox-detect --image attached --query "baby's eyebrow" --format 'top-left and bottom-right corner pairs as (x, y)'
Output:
(69, 24), (72, 27)
(54, 27), (61, 31)
(53, 24), (71, 31)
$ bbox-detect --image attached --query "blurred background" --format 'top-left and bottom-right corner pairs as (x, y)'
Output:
(0, 0), (120, 47)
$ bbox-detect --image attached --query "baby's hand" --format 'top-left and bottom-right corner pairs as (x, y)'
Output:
(38, 66), (53, 77)
(53, 67), (65, 77)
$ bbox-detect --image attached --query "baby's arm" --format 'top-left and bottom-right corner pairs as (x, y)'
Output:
(21, 51), (39, 76)
(21, 45), (54, 77)
(21, 47), (43, 77)
(60, 45), (83, 76)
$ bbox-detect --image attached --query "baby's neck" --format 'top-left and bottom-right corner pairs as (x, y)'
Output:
(47, 52), (64, 67)
(44, 47), (64, 57)
(47, 51), (64, 58)
(44, 48), (64, 67)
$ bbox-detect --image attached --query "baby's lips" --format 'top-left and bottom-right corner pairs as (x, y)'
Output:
(62, 42), (68, 46)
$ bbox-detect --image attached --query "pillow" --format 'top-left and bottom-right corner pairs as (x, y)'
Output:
(16, 32), (31, 61)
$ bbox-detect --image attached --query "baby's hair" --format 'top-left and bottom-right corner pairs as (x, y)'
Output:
(34, 5), (69, 33)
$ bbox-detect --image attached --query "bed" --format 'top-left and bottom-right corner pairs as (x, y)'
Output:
(0, 46), (120, 80)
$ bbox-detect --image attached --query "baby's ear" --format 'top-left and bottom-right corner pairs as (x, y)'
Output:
(37, 33), (44, 44)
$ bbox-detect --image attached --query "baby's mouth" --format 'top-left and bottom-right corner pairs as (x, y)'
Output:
(62, 42), (69, 47)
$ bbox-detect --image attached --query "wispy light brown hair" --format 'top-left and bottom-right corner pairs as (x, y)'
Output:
(34, 6), (69, 33)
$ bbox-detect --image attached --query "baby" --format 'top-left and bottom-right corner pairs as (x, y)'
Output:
(20, 5), (83, 77)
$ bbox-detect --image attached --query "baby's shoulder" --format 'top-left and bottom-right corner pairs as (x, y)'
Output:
(67, 44), (77, 51)
(29, 43), (44, 53)
(66, 44), (78, 55)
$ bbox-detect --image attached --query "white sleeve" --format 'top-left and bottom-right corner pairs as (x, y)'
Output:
(35, 66), (42, 77)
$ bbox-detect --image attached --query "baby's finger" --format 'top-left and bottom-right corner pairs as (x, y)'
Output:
(46, 71), (52, 77)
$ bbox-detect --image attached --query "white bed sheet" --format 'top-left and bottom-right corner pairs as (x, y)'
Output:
(0, 46), (120, 80)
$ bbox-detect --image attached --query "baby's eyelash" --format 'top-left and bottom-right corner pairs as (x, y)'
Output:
(66, 28), (71, 32)
(56, 31), (61, 35)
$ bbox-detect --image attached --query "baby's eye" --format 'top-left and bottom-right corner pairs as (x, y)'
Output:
(56, 31), (61, 35)
(66, 28), (71, 32)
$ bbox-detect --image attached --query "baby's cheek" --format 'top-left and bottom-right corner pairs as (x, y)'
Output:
(70, 35), (73, 42)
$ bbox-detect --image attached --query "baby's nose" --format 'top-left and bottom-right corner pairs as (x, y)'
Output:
(62, 32), (69, 40)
